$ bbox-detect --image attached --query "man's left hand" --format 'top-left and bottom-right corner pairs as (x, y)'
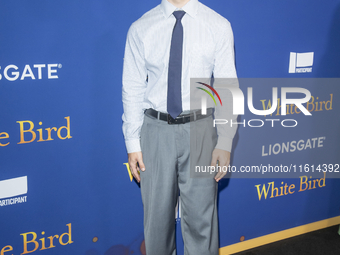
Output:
(210, 148), (230, 182)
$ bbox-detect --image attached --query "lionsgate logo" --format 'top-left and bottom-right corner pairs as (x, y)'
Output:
(0, 63), (62, 81)
(195, 80), (312, 128)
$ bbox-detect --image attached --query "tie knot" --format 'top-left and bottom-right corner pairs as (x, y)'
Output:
(173, 11), (185, 20)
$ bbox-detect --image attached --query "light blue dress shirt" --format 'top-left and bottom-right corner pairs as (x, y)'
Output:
(122, 0), (237, 153)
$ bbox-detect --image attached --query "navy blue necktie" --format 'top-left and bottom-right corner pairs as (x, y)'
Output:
(167, 11), (186, 119)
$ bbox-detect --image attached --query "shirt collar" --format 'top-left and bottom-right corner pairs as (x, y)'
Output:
(160, 0), (198, 18)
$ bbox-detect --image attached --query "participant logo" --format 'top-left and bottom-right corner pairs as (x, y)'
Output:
(289, 52), (314, 73)
(0, 176), (28, 207)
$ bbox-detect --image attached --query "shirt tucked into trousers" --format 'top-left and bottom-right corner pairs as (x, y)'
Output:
(122, 0), (238, 254)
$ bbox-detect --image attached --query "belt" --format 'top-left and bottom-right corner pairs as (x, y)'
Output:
(145, 108), (213, 124)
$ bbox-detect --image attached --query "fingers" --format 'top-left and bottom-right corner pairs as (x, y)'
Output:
(215, 160), (229, 182)
(211, 149), (230, 182)
(128, 151), (145, 183)
(215, 165), (228, 182)
(129, 159), (140, 183)
(210, 152), (218, 168)
(215, 156), (230, 182)
(138, 159), (146, 172)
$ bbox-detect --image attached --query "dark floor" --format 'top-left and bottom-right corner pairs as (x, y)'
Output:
(233, 225), (340, 255)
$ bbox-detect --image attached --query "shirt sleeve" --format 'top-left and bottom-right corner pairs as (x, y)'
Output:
(212, 21), (238, 152)
(122, 24), (148, 153)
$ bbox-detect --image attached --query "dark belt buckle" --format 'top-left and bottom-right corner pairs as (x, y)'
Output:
(167, 114), (176, 124)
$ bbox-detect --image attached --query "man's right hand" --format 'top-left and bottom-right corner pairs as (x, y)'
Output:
(128, 151), (145, 183)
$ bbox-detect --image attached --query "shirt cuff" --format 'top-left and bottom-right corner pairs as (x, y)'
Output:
(215, 136), (233, 152)
(125, 139), (141, 153)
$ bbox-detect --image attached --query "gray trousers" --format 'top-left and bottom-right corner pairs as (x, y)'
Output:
(140, 112), (219, 255)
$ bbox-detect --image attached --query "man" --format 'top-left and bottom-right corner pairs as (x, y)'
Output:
(122, 0), (237, 254)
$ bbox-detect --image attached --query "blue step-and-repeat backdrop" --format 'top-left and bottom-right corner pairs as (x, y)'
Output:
(1, 1), (340, 255)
